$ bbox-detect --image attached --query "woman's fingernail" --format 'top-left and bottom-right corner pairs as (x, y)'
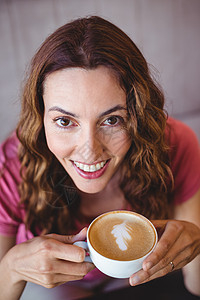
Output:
(130, 275), (140, 286)
(77, 227), (87, 236)
(72, 228), (87, 242)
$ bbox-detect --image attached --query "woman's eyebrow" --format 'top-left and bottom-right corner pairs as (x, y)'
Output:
(99, 105), (127, 118)
(48, 106), (78, 118)
(48, 104), (126, 118)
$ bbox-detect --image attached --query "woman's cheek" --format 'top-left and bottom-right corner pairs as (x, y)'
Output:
(45, 133), (64, 158)
(108, 131), (131, 156)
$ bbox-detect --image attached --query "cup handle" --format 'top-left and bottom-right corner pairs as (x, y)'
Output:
(73, 241), (92, 263)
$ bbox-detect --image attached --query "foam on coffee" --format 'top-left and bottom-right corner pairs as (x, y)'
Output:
(88, 211), (156, 261)
(111, 221), (133, 251)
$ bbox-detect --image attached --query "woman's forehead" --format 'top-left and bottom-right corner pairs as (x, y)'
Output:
(43, 66), (127, 115)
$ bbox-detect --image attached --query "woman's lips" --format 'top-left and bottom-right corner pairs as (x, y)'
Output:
(72, 159), (110, 179)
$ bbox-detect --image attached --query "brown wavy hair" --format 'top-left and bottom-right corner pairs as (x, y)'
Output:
(16, 16), (173, 235)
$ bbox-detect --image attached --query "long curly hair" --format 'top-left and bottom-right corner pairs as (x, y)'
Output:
(16, 16), (173, 235)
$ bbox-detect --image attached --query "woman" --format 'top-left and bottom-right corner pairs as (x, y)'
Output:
(0, 16), (200, 299)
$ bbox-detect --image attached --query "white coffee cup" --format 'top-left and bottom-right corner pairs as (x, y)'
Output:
(74, 210), (157, 279)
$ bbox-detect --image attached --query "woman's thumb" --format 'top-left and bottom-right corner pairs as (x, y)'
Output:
(71, 227), (87, 243)
(46, 227), (87, 244)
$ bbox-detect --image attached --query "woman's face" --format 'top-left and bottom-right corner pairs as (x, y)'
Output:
(43, 66), (131, 193)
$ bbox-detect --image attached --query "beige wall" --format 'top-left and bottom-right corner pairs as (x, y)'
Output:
(0, 0), (200, 142)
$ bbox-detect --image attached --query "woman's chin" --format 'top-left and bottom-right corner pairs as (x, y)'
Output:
(73, 179), (108, 194)
(77, 184), (106, 194)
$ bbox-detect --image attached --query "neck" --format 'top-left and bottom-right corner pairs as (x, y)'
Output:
(78, 171), (127, 219)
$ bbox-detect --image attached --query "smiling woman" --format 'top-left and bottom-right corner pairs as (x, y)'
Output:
(0, 16), (200, 299)
(16, 16), (172, 235)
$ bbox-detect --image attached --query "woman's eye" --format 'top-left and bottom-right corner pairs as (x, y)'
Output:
(102, 116), (122, 126)
(55, 118), (74, 128)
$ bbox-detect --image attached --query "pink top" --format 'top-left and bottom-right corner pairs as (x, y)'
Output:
(0, 118), (200, 244)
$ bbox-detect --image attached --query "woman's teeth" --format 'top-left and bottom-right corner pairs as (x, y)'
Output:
(73, 161), (107, 172)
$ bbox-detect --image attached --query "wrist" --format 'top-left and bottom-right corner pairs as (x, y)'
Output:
(0, 248), (26, 300)
(2, 245), (25, 286)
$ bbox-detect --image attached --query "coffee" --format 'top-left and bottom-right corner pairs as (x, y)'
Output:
(88, 211), (156, 261)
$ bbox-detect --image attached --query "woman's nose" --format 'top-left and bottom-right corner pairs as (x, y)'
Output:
(77, 128), (103, 163)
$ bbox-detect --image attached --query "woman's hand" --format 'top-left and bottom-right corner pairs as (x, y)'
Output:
(4, 228), (94, 289)
(129, 219), (200, 286)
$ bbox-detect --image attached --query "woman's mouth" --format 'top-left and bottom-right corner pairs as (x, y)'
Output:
(71, 159), (110, 179)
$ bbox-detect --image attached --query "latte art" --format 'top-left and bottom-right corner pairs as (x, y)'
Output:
(89, 211), (156, 261)
(111, 221), (133, 251)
